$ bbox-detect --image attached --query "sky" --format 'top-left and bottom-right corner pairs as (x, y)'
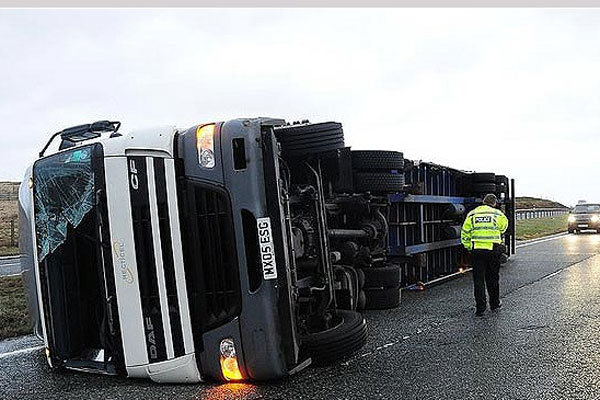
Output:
(0, 8), (599, 206)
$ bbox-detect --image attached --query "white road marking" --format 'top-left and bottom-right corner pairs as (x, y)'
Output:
(516, 233), (569, 249)
(0, 345), (44, 360)
(0, 255), (21, 261)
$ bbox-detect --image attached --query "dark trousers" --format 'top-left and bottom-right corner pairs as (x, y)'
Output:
(471, 249), (500, 312)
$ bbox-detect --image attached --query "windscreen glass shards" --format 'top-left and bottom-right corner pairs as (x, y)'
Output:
(33, 146), (97, 261)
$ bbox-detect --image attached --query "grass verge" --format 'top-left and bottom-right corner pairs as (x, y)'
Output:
(0, 246), (18, 256)
(516, 214), (569, 240)
(0, 275), (31, 340)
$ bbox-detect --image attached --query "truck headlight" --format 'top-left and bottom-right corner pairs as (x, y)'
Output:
(196, 123), (216, 169)
(568, 215), (576, 223)
(592, 215), (599, 223)
(219, 338), (243, 381)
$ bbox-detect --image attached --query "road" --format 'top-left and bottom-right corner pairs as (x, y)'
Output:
(0, 255), (21, 277)
(3, 232), (600, 399)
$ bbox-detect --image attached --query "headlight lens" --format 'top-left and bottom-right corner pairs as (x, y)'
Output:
(592, 215), (599, 223)
(196, 123), (216, 169)
(568, 215), (576, 223)
(219, 338), (243, 381)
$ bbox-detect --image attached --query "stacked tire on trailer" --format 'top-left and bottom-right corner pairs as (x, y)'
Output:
(351, 150), (405, 193)
(351, 150), (404, 310)
(470, 172), (510, 265)
(470, 172), (509, 198)
(495, 175), (509, 198)
(471, 172), (497, 196)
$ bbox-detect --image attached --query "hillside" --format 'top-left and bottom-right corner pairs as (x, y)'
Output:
(515, 196), (568, 210)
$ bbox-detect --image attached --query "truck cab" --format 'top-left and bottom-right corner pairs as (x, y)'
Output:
(19, 118), (368, 383)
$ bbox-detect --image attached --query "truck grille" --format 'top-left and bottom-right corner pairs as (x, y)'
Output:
(575, 214), (591, 222)
(179, 180), (242, 343)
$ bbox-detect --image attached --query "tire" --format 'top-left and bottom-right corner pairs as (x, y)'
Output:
(351, 150), (404, 171)
(356, 268), (365, 288)
(276, 121), (343, 136)
(357, 290), (367, 310)
(301, 310), (367, 366)
(568, 229), (574, 234)
(362, 264), (401, 288)
(353, 172), (405, 193)
(472, 183), (497, 193)
(275, 122), (345, 156)
(472, 173), (496, 183)
(442, 225), (461, 240)
(363, 287), (401, 310)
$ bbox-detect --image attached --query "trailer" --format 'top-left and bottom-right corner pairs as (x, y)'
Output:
(19, 118), (514, 384)
(389, 164), (516, 288)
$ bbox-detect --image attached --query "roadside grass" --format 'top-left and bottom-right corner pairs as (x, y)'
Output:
(0, 275), (31, 340)
(0, 198), (18, 253)
(516, 214), (569, 240)
(0, 246), (18, 256)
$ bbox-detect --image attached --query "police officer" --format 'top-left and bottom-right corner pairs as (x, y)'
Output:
(461, 194), (509, 316)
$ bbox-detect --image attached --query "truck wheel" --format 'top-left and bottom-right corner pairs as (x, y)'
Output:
(472, 173), (496, 183)
(357, 290), (367, 310)
(351, 150), (404, 171)
(472, 183), (497, 193)
(363, 287), (401, 310)
(302, 310), (367, 366)
(274, 122), (345, 156)
(362, 264), (401, 288)
(353, 172), (405, 193)
(356, 268), (365, 288)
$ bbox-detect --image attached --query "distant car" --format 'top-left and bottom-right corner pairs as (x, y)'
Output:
(568, 203), (600, 233)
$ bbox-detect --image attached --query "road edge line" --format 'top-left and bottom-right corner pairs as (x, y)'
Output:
(0, 255), (20, 261)
(516, 232), (569, 249)
(0, 345), (44, 360)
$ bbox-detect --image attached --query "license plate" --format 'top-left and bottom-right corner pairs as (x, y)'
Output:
(579, 224), (588, 228)
(257, 217), (278, 280)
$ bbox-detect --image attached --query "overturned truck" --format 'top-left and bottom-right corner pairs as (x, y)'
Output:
(19, 118), (515, 383)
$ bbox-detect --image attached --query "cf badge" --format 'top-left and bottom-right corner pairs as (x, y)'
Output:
(129, 159), (139, 190)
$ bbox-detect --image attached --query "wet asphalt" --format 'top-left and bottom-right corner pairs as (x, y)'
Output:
(0, 256), (21, 277)
(3, 232), (600, 400)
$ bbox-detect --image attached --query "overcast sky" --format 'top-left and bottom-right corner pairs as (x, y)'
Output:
(0, 8), (599, 206)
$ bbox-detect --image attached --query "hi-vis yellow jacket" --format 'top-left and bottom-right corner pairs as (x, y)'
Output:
(461, 205), (509, 251)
